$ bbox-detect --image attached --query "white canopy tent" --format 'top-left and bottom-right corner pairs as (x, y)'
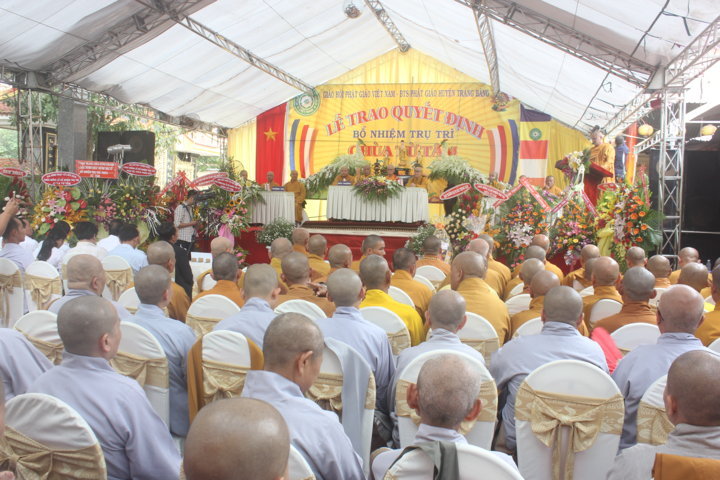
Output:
(1, 0), (718, 132)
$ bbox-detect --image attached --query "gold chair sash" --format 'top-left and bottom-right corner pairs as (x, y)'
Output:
(104, 269), (132, 302)
(395, 379), (497, 435)
(20, 333), (63, 366)
(202, 359), (250, 403)
(110, 351), (169, 388)
(637, 401), (673, 446)
(0, 427), (106, 479)
(24, 274), (62, 311)
(0, 271), (22, 327)
(461, 338), (500, 365)
(387, 330), (411, 355)
(308, 372), (343, 415)
(186, 314), (221, 337)
(514, 383), (624, 480)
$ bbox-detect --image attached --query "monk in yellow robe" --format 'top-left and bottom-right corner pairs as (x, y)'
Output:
(283, 170), (306, 223)
(331, 166), (355, 185)
(384, 164), (400, 182)
(589, 127), (615, 182)
(405, 166), (429, 190)
(542, 175), (563, 197)
(262, 171), (281, 190)
(354, 164), (372, 184)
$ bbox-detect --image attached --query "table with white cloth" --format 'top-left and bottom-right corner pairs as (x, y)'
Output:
(327, 186), (429, 222)
(250, 191), (295, 224)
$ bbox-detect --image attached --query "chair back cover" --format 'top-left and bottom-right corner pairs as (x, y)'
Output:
(200, 274), (217, 293)
(572, 279), (585, 291)
(708, 337), (720, 353)
(274, 299), (328, 319)
(14, 310), (63, 365)
(650, 288), (668, 307)
(384, 443), (522, 480)
(505, 293), (531, 316)
(515, 359), (623, 480)
(117, 287), (141, 314)
(201, 330), (256, 404)
(288, 444), (316, 480)
(110, 322), (170, 426)
(507, 282), (525, 298)
(415, 265), (445, 284)
(455, 312), (500, 365)
(360, 306), (411, 355)
(389, 286), (415, 307)
(579, 286), (594, 297)
(513, 317), (543, 338)
(0, 393), (107, 479)
(0, 258), (24, 328)
(588, 299), (623, 327)
(25, 260), (62, 311)
(413, 275), (436, 292)
(186, 294), (241, 337)
(610, 323), (661, 355)
(637, 375), (672, 446)
(101, 255), (132, 302)
(395, 349), (497, 450)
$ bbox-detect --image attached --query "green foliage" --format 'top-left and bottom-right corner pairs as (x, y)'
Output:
(427, 155), (486, 185)
(256, 217), (294, 246)
(406, 224), (436, 255)
(305, 141), (369, 198)
(351, 177), (404, 203)
(0, 129), (18, 159)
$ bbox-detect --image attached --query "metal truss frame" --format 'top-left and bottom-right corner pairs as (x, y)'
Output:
(472, 5), (500, 94)
(363, 0), (411, 53)
(14, 89), (44, 197)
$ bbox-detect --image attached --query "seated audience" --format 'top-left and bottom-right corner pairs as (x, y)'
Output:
(19, 218), (37, 254)
(351, 234), (386, 272)
(510, 270), (560, 334)
(0, 328), (52, 400)
(669, 247), (703, 284)
(64, 221), (107, 262)
(35, 220), (71, 269)
(195, 236), (234, 293)
(490, 286), (608, 451)
(214, 264), (281, 348)
(315, 243), (351, 283)
(678, 262), (712, 298)
(98, 219), (123, 252)
(307, 234), (330, 279)
(241, 313), (364, 479)
(478, 233), (511, 284)
(648, 254), (673, 289)
(466, 239), (506, 297)
(276, 252), (334, 317)
(291, 228), (310, 256)
(608, 350), (720, 479)
(193, 252), (244, 308)
(184, 397), (290, 480)
(373, 354), (516, 478)
(146, 241), (190, 323)
(594, 266), (657, 333)
(563, 244), (600, 290)
(269, 237), (293, 279)
(504, 256), (544, 301)
(582, 256), (623, 325)
(415, 235), (450, 275)
(512, 235), (564, 282)
(451, 251), (510, 344)
(107, 224), (148, 275)
(128, 266), (195, 438)
(359, 254), (424, 345)
(695, 265), (720, 345)
(391, 247), (433, 318)
(49, 254), (131, 319)
(0, 216), (34, 271)
(29, 296), (181, 479)
(625, 246), (647, 268)
(157, 222), (193, 299)
(612, 284), (707, 449)
(504, 246), (547, 299)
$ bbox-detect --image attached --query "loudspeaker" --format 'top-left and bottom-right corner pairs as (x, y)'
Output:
(682, 150), (720, 232)
(96, 131), (155, 165)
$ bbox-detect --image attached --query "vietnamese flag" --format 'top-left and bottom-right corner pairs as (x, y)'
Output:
(255, 104), (287, 183)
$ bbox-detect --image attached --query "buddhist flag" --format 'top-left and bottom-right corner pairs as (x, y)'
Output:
(255, 104), (287, 183)
(487, 120), (520, 184)
(518, 105), (551, 184)
(287, 119), (318, 179)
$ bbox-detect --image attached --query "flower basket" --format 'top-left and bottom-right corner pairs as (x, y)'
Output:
(256, 217), (294, 246)
(351, 176), (403, 203)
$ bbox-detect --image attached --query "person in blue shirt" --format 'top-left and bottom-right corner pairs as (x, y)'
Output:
(615, 135), (629, 182)
(107, 224), (148, 274)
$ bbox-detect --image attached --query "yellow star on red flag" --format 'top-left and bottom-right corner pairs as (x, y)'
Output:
(264, 128), (277, 141)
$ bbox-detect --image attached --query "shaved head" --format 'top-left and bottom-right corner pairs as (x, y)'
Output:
(519, 258), (545, 285)
(327, 269), (363, 307)
(530, 234), (550, 251)
(147, 241), (175, 267)
(543, 286), (583, 326)
(622, 267), (656, 301)
(525, 245), (547, 261)
(327, 244), (352, 269)
(243, 264), (279, 299)
(593, 256), (620, 286)
(625, 246), (647, 267)
(657, 285), (704, 333)
(427, 290), (466, 332)
(666, 351), (720, 427)
(678, 263), (709, 293)
(263, 313), (324, 371)
(210, 237), (233, 257)
(212, 252), (239, 281)
(450, 252), (486, 290)
(57, 296), (119, 357)
(478, 234), (495, 254)
(647, 255), (671, 279)
(584, 257), (598, 282)
(359, 254), (390, 290)
(393, 247), (417, 272)
(422, 236), (442, 255)
(291, 228), (309, 246)
(416, 354), (482, 429)
(307, 235), (327, 256)
(184, 398), (290, 480)
(280, 252), (311, 285)
(530, 270), (560, 298)
(66, 254), (104, 287)
(269, 237), (292, 259)
(361, 235), (385, 256)
(678, 247), (700, 267)
(135, 265), (171, 305)
(467, 238), (489, 258)
(580, 244), (600, 264)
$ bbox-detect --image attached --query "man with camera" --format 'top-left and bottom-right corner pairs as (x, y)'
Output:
(174, 190), (199, 257)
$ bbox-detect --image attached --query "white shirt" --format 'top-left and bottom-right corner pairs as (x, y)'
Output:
(107, 243), (148, 274)
(97, 234), (120, 252)
(64, 240), (108, 262)
(19, 236), (38, 255)
(34, 242), (70, 269)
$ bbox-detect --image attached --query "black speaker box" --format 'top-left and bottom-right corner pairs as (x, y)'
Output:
(96, 131), (155, 165)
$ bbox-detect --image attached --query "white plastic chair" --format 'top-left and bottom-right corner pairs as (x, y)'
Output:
(25, 260), (61, 311)
(637, 375), (671, 446)
(274, 298), (328, 319)
(201, 274), (217, 293)
(14, 310), (63, 365)
(4, 393), (106, 478)
(579, 286), (594, 297)
(650, 287), (668, 307)
(111, 322), (170, 426)
(709, 337), (720, 353)
(507, 282), (525, 299)
(118, 287), (141, 314)
(413, 274), (436, 292)
(515, 360), (622, 480)
(610, 323), (661, 355)
(513, 317), (543, 338)
(455, 311), (500, 365)
(0, 258), (25, 328)
(288, 444), (316, 480)
(187, 294), (242, 337)
(415, 265), (445, 284)
(572, 279), (586, 291)
(389, 286), (415, 307)
(384, 443), (522, 480)
(505, 293), (531, 316)
(201, 330), (257, 402)
(588, 299), (623, 327)
(360, 306), (411, 355)
(394, 349), (497, 450)
(101, 255), (133, 301)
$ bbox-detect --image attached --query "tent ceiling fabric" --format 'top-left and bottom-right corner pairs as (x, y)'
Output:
(0, 0), (716, 129)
